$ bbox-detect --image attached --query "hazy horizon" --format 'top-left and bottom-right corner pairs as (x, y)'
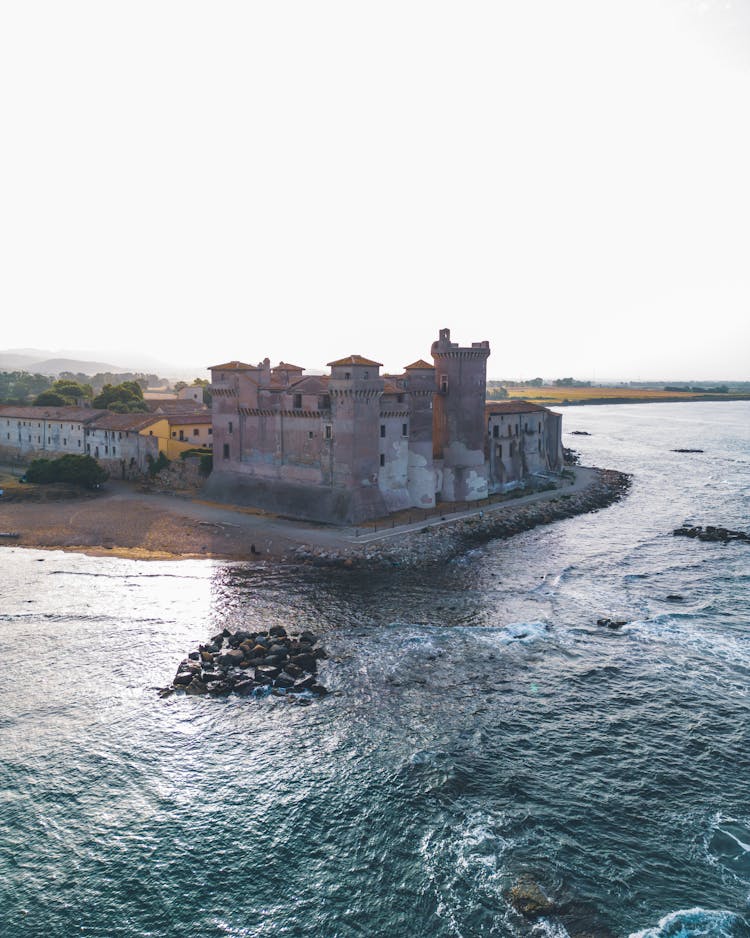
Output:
(2, 1), (749, 381)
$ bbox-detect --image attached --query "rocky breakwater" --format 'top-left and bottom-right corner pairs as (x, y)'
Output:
(291, 468), (631, 569)
(162, 626), (329, 703)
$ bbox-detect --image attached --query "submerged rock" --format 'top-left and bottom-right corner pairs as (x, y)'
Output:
(673, 525), (749, 543)
(508, 875), (557, 918)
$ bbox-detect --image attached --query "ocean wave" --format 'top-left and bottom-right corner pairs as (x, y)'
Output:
(705, 813), (750, 883)
(627, 907), (748, 937)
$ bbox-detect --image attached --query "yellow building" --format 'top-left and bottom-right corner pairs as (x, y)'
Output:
(140, 413), (212, 459)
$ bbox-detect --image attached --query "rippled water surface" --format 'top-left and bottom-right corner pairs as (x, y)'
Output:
(1, 402), (749, 937)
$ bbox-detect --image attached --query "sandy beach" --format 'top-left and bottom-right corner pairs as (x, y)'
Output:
(0, 466), (628, 565)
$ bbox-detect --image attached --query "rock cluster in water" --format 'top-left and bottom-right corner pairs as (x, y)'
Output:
(162, 626), (328, 702)
(671, 448), (704, 453)
(673, 524), (749, 544)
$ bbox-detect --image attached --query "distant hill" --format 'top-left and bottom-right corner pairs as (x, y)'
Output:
(0, 348), (205, 379)
(26, 357), (126, 375)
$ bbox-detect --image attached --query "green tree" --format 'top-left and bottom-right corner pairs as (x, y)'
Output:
(92, 382), (148, 413)
(25, 454), (108, 488)
(33, 379), (92, 406)
(32, 390), (68, 406)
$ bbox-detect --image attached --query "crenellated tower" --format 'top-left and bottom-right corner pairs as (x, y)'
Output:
(328, 355), (388, 520)
(431, 327), (490, 502)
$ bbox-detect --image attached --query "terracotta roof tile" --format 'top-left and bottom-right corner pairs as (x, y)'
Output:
(89, 413), (160, 431)
(209, 361), (255, 371)
(327, 355), (383, 368)
(164, 413), (212, 425)
(485, 401), (551, 415)
(273, 362), (305, 371)
(0, 405), (108, 422)
(404, 359), (435, 370)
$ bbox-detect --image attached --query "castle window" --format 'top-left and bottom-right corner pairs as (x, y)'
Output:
(325, 425), (332, 440)
(308, 431), (314, 439)
(344, 372), (351, 380)
(63, 438), (67, 446)
(293, 394), (302, 409)
(193, 428), (199, 436)
(319, 395), (330, 410)
(379, 454), (385, 467)
(208, 428), (212, 435)
(363, 371), (369, 379)
(493, 425), (499, 438)
(380, 425), (386, 438)
(440, 375), (448, 393)
(223, 444), (230, 459)
(397, 394), (404, 403)
(498, 444), (503, 458)
(402, 423), (408, 437)
(228, 421), (233, 434)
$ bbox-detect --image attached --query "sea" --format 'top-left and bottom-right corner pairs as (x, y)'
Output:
(1, 401), (749, 938)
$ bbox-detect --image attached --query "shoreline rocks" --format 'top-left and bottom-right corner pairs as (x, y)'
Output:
(288, 469), (631, 570)
(160, 625), (329, 702)
(673, 524), (749, 544)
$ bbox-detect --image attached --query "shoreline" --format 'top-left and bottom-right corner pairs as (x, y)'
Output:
(0, 466), (631, 567)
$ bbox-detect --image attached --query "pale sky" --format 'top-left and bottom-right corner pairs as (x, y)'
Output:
(1, 0), (749, 381)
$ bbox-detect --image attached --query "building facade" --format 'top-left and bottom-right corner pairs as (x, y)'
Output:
(0, 405), (211, 476)
(205, 329), (564, 523)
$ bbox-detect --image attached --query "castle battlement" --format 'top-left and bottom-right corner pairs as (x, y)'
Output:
(204, 328), (563, 523)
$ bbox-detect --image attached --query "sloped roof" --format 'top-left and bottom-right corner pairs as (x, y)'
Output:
(288, 374), (330, 391)
(209, 360), (255, 371)
(89, 413), (161, 431)
(163, 412), (212, 426)
(146, 400), (209, 414)
(0, 405), (107, 422)
(404, 359), (435, 370)
(273, 362), (305, 371)
(327, 355), (383, 367)
(485, 401), (551, 415)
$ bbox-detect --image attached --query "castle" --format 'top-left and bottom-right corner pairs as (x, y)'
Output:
(205, 328), (563, 523)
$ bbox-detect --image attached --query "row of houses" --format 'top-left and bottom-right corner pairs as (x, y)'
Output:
(0, 406), (212, 477)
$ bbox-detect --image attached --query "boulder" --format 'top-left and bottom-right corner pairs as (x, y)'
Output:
(207, 681), (232, 696)
(217, 649), (244, 668)
(290, 653), (317, 672)
(508, 876), (556, 919)
(269, 626), (287, 637)
(255, 665), (281, 682)
(173, 672), (193, 686)
(185, 679), (208, 695)
(274, 674), (295, 689)
(233, 679), (256, 696)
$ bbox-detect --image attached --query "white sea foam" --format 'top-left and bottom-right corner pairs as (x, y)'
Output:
(628, 906), (744, 938)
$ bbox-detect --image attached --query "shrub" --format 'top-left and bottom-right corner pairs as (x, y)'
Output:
(146, 452), (170, 477)
(25, 454), (108, 488)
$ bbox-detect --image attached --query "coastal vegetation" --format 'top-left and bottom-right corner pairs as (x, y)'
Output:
(24, 454), (108, 489)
